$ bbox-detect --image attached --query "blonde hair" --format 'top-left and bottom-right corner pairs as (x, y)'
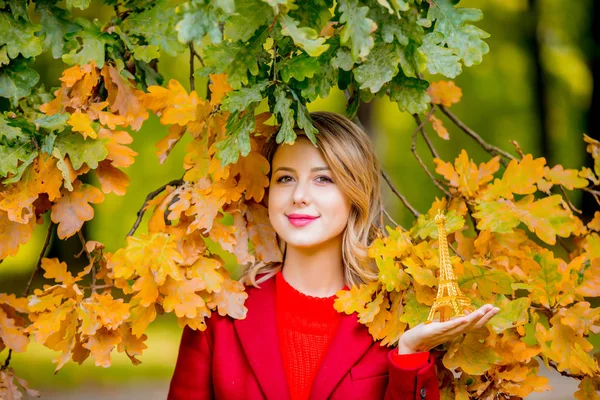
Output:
(242, 111), (384, 288)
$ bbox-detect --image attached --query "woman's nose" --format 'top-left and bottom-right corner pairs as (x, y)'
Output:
(292, 181), (311, 205)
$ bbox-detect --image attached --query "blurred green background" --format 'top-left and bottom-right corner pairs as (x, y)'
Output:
(1, 0), (599, 398)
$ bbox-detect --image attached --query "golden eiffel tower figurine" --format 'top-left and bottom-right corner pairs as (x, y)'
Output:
(426, 210), (475, 324)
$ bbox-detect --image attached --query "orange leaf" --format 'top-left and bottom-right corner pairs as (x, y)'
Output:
(97, 129), (138, 168)
(0, 210), (35, 259)
(59, 64), (85, 87)
(434, 150), (500, 198)
(37, 155), (64, 201)
(51, 180), (105, 239)
(160, 276), (207, 318)
(0, 172), (38, 224)
(245, 202), (283, 263)
(83, 327), (122, 368)
(156, 124), (186, 164)
(230, 140), (270, 202)
(482, 154), (546, 200)
(209, 73), (233, 105)
(428, 81), (462, 107)
(95, 160), (130, 195)
(428, 114), (449, 140)
(101, 64), (148, 130)
(41, 258), (77, 286)
(207, 271), (248, 319)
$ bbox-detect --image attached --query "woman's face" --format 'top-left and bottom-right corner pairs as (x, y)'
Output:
(267, 137), (352, 251)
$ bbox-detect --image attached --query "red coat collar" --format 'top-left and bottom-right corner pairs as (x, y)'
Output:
(233, 274), (374, 400)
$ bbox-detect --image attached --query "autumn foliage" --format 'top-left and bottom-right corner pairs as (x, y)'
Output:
(1, 1), (600, 399)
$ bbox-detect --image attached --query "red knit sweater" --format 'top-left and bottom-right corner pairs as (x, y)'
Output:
(275, 270), (428, 400)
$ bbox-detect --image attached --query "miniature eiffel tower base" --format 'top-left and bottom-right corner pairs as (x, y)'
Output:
(426, 295), (475, 323)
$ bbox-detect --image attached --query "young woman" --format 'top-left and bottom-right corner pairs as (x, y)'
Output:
(168, 111), (500, 400)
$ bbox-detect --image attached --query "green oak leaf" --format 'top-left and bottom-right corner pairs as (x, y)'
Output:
(332, 47), (354, 71)
(0, 13), (43, 59)
(398, 40), (427, 78)
(0, 139), (37, 181)
(0, 46), (8, 66)
(7, 0), (29, 21)
(279, 14), (329, 57)
(297, 54), (336, 101)
(62, 18), (112, 67)
(0, 58), (40, 107)
(202, 29), (270, 89)
(34, 113), (70, 133)
(377, 0), (409, 17)
(224, 0), (273, 42)
(53, 130), (108, 170)
(121, 0), (186, 57)
(428, 0), (490, 67)
(338, 0), (376, 61)
(354, 42), (401, 93)
(176, 3), (223, 45)
(216, 104), (257, 166)
(419, 32), (462, 78)
(277, 54), (320, 83)
(213, 0), (235, 13)
(295, 101), (318, 144)
(273, 86), (296, 144)
(388, 74), (430, 114)
(36, 2), (82, 59)
(0, 114), (28, 143)
(221, 81), (269, 113)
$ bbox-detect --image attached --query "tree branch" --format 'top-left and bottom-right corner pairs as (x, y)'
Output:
(413, 112), (440, 160)
(189, 43), (195, 92)
(127, 178), (185, 237)
(411, 121), (451, 197)
(546, 359), (585, 380)
(381, 170), (420, 218)
(559, 185), (582, 214)
(437, 105), (515, 164)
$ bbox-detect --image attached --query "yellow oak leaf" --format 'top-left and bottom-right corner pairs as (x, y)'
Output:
(443, 331), (502, 375)
(117, 325), (147, 365)
(68, 110), (97, 139)
(157, 124), (186, 164)
(160, 276), (207, 318)
(358, 290), (384, 324)
(543, 165), (589, 190)
(246, 202), (283, 263)
(576, 258), (600, 297)
(482, 154), (546, 201)
(41, 258), (77, 286)
(207, 271), (248, 319)
(51, 180), (105, 239)
(208, 219), (237, 253)
(427, 81), (462, 106)
(225, 202), (255, 266)
(434, 150), (500, 198)
(188, 255), (224, 293)
(0, 306), (28, 353)
(589, 211), (600, 231)
(95, 160), (130, 196)
(59, 64), (85, 87)
(185, 186), (225, 235)
(83, 327), (122, 368)
(0, 210), (35, 259)
(230, 143), (270, 202)
(87, 101), (128, 129)
(124, 233), (184, 286)
(334, 281), (378, 315)
(101, 64), (148, 130)
(78, 293), (130, 336)
(129, 303), (157, 337)
(584, 133), (600, 176)
(132, 270), (160, 307)
(0, 171), (38, 223)
(369, 291), (406, 346)
(209, 73), (233, 105)
(143, 79), (202, 126)
(557, 302), (600, 336)
(183, 135), (210, 181)
(575, 377), (600, 400)
(98, 129), (138, 168)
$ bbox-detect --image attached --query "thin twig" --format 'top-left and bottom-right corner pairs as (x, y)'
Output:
(448, 243), (465, 262)
(559, 186), (582, 214)
(77, 231), (96, 293)
(510, 140), (525, 159)
(583, 188), (600, 206)
(413, 112), (440, 160)
(411, 123), (451, 197)
(437, 105), (515, 164)
(189, 43), (195, 92)
(4, 222), (55, 370)
(382, 207), (403, 230)
(127, 178), (185, 237)
(381, 170), (420, 218)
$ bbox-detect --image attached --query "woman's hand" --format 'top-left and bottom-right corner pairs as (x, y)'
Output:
(397, 304), (500, 354)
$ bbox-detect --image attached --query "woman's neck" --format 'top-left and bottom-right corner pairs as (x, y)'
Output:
(281, 242), (345, 298)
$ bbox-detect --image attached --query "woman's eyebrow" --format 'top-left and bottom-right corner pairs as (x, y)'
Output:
(274, 166), (331, 173)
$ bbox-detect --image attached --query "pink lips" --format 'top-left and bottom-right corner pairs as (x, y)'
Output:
(287, 214), (319, 227)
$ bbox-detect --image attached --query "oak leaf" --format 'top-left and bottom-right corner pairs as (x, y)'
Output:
(50, 180), (105, 239)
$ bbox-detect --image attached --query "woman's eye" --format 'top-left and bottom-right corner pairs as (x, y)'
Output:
(276, 175), (292, 183)
(316, 176), (333, 183)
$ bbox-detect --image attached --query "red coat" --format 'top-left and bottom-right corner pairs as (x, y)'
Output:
(168, 274), (440, 400)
